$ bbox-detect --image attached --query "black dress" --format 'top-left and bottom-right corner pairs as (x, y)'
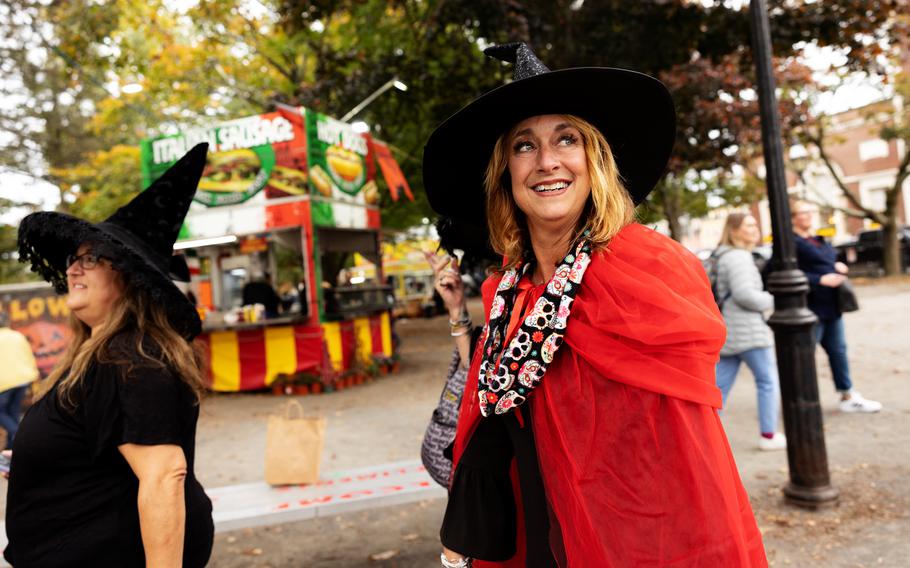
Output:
(440, 403), (564, 567)
(4, 343), (214, 567)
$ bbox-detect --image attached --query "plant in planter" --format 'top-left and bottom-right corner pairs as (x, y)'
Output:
(389, 351), (402, 374)
(317, 363), (337, 393)
(366, 356), (382, 379)
(329, 370), (346, 390)
(270, 374), (293, 396)
(292, 371), (320, 395)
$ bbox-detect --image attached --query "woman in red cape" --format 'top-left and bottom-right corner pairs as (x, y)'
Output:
(423, 43), (766, 567)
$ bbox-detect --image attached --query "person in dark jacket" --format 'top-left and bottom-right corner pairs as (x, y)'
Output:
(791, 199), (882, 413)
(242, 271), (281, 318)
(7, 144), (214, 567)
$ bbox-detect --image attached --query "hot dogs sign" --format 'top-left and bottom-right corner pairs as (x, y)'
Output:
(140, 107), (377, 226)
(305, 110), (377, 226)
(308, 113), (368, 196)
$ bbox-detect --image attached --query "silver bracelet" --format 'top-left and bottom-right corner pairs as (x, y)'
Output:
(440, 553), (472, 568)
(448, 309), (471, 327)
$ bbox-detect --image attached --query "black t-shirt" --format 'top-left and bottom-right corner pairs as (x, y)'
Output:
(4, 349), (214, 567)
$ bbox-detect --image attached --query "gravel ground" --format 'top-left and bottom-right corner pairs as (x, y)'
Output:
(3, 279), (909, 567)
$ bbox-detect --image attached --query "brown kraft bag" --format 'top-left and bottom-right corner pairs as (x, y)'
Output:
(264, 400), (326, 485)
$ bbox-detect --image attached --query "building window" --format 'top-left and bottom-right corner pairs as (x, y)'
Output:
(858, 139), (889, 161)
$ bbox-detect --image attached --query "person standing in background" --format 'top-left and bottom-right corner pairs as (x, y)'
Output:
(0, 312), (39, 449)
(791, 199), (882, 413)
(713, 213), (785, 450)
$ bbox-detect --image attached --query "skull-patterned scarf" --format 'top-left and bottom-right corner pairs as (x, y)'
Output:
(477, 237), (592, 417)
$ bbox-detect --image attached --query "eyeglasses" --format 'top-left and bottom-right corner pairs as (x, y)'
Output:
(65, 252), (109, 270)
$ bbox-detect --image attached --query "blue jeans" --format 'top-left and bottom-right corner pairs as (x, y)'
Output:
(716, 347), (780, 435)
(815, 316), (853, 393)
(0, 385), (27, 448)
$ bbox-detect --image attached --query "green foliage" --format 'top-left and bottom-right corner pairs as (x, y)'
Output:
(1, 0), (907, 271)
(0, 223), (40, 284)
(55, 145), (143, 222)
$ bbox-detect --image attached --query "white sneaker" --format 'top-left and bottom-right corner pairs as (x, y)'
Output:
(758, 433), (787, 451)
(839, 391), (882, 413)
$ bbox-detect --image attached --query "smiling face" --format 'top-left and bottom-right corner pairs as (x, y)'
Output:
(507, 115), (592, 233)
(732, 215), (761, 249)
(66, 243), (124, 333)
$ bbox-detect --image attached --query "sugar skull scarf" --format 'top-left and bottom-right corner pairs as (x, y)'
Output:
(477, 237), (592, 416)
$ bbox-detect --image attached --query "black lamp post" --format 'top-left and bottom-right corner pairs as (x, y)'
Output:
(748, 0), (839, 508)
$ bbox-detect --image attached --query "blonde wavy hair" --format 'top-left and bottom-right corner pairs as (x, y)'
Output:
(45, 272), (206, 411)
(718, 212), (756, 250)
(484, 114), (636, 269)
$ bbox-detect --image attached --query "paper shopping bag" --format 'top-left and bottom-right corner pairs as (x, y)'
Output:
(264, 400), (326, 485)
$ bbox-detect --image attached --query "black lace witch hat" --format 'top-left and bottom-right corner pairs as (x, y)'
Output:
(423, 43), (675, 246)
(17, 143), (209, 339)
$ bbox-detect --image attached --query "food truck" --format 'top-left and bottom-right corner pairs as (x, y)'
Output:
(141, 107), (412, 391)
(381, 238), (439, 318)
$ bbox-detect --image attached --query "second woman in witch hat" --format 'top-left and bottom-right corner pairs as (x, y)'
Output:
(6, 144), (215, 568)
(425, 44), (766, 567)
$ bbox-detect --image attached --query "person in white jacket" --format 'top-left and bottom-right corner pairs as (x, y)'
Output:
(714, 213), (785, 451)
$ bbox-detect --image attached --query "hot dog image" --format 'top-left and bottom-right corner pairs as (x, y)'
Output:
(326, 145), (364, 184)
(309, 164), (334, 197)
(199, 149), (261, 192)
(362, 179), (379, 205)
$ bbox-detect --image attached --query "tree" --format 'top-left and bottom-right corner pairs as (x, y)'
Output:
(2, 0), (908, 261)
(0, 201), (40, 284)
(432, 0), (908, 238)
(0, 0), (118, 208)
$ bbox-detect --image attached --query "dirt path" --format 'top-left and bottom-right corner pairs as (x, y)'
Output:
(203, 280), (910, 567)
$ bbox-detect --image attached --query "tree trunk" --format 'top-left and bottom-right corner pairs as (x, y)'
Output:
(881, 181), (904, 275)
(881, 220), (902, 276)
(657, 183), (684, 242)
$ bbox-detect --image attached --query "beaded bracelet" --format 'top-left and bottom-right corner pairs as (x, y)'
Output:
(448, 309), (471, 327)
(450, 319), (472, 335)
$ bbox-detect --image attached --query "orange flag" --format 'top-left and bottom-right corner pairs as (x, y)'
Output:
(369, 138), (414, 202)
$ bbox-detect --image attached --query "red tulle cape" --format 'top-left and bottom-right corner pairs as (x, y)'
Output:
(452, 224), (767, 567)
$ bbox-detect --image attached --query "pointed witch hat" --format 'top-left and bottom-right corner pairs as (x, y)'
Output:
(423, 42), (675, 236)
(17, 143), (209, 339)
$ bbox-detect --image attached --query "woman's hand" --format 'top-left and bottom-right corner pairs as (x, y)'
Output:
(835, 261), (849, 275)
(425, 251), (467, 319)
(119, 443), (187, 568)
(820, 273), (847, 288)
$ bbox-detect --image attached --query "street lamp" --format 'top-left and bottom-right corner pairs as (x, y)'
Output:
(749, 0), (839, 508)
(339, 77), (408, 123)
(350, 121), (370, 134)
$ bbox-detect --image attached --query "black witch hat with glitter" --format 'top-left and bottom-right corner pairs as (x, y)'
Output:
(423, 42), (675, 239)
(17, 143), (209, 339)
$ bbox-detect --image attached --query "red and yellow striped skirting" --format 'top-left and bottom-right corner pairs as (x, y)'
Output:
(198, 312), (393, 392)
